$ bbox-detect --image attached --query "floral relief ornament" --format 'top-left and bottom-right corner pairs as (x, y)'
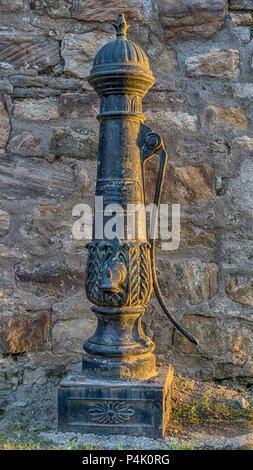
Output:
(88, 401), (135, 424)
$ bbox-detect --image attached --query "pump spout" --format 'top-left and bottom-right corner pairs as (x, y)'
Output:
(100, 260), (127, 295)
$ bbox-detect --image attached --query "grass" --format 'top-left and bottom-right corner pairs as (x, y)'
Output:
(67, 439), (98, 450)
(0, 432), (101, 451)
(0, 432), (55, 450)
(167, 375), (253, 434)
(164, 440), (196, 450)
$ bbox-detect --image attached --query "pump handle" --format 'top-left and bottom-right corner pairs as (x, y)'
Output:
(140, 126), (199, 346)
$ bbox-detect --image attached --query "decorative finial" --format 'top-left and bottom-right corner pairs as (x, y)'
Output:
(113, 13), (129, 39)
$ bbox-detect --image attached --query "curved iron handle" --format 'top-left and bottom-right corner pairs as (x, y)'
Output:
(140, 129), (199, 346)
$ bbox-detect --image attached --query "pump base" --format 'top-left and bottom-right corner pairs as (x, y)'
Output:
(82, 352), (157, 381)
(58, 366), (174, 438)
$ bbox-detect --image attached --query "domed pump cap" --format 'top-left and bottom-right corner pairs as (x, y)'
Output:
(88, 13), (155, 97)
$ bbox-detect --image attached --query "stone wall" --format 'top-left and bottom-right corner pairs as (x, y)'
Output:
(0, 0), (252, 387)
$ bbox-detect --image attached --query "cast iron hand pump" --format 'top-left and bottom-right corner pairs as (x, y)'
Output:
(84, 14), (198, 381)
(58, 13), (198, 438)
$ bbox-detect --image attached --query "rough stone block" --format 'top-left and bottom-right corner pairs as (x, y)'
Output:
(30, 0), (72, 18)
(51, 127), (98, 159)
(25, 201), (92, 255)
(157, 261), (219, 305)
(7, 132), (39, 155)
(230, 12), (253, 25)
(233, 25), (251, 42)
(12, 87), (61, 99)
(0, 78), (12, 94)
(0, 0), (23, 11)
(157, 0), (227, 38)
(52, 319), (96, 354)
(59, 93), (99, 119)
(51, 292), (92, 322)
(186, 49), (240, 80)
(0, 34), (60, 73)
(0, 357), (23, 388)
(149, 49), (177, 75)
(11, 76), (50, 88)
(73, 0), (143, 22)
(173, 316), (253, 361)
(203, 105), (248, 131)
(226, 274), (253, 305)
(0, 312), (50, 354)
(58, 366), (174, 438)
(13, 99), (59, 122)
(0, 244), (24, 259)
(232, 135), (253, 150)
(0, 155), (75, 200)
(229, 1), (253, 9)
(227, 159), (253, 211)
(145, 161), (214, 205)
(146, 109), (197, 134)
(15, 254), (86, 297)
(232, 82), (253, 99)
(219, 231), (253, 263)
(61, 32), (113, 79)
(179, 223), (215, 251)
